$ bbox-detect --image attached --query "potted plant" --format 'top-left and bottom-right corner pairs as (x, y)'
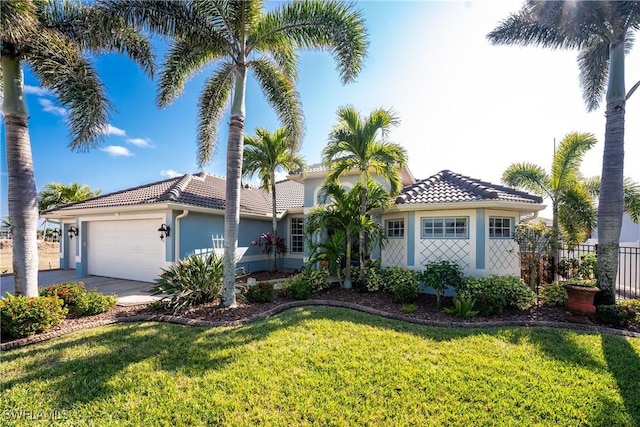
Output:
(564, 279), (599, 315)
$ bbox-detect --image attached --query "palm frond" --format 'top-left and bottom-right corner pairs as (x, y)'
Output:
(250, 57), (304, 149)
(578, 41), (609, 111)
(623, 177), (640, 223)
(196, 62), (235, 167)
(501, 162), (552, 199)
(26, 29), (110, 150)
(157, 38), (225, 107)
(558, 183), (597, 247)
(0, 0), (38, 45)
(252, 0), (368, 84)
(582, 175), (602, 198)
(551, 132), (597, 188)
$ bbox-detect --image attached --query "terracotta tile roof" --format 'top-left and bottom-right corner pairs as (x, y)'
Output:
(45, 173), (304, 216)
(395, 170), (543, 205)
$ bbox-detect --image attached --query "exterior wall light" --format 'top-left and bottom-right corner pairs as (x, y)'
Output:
(158, 224), (170, 241)
(68, 226), (79, 239)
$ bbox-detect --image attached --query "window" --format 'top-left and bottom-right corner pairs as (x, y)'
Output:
(386, 219), (404, 238)
(290, 218), (304, 253)
(421, 217), (468, 239)
(489, 217), (511, 238)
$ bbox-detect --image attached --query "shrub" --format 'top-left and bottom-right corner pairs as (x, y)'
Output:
(596, 300), (640, 329)
(302, 268), (331, 293)
(362, 264), (384, 292)
(73, 291), (118, 316)
(540, 282), (568, 307)
(151, 253), (224, 313)
(284, 276), (312, 300)
(421, 260), (464, 308)
(245, 282), (275, 303)
(40, 282), (117, 317)
(382, 267), (419, 293)
(402, 304), (417, 314)
(1, 293), (68, 339)
(443, 297), (479, 318)
(40, 282), (86, 311)
(457, 275), (536, 315)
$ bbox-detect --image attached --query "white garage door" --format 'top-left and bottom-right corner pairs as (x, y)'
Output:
(88, 220), (165, 282)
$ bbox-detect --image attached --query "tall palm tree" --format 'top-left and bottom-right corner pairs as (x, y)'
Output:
(487, 0), (640, 297)
(306, 180), (388, 288)
(502, 132), (598, 248)
(322, 106), (407, 285)
(105, 0), (368, 307)
(38, 182), (101, 214)
(242, 127), (305, 272)
(1, 0), (153, 297)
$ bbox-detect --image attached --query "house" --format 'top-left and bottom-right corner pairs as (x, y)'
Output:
(588, 212), (640, 247)
(44, 166), (545, 282)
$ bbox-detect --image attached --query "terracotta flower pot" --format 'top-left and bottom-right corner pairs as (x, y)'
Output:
(564, 284), (600, 316)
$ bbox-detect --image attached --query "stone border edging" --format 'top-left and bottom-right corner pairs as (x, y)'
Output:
(2, 299), (639, 351)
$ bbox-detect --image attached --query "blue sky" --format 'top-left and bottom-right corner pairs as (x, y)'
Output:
(2, 0), (640, 220)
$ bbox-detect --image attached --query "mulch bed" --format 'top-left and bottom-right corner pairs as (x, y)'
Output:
(2, 271), (639, 350)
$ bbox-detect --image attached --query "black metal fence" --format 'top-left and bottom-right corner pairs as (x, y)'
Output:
(557, 244), (639, 299)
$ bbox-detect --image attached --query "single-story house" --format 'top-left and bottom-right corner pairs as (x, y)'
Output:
(44, 165), (545, 282)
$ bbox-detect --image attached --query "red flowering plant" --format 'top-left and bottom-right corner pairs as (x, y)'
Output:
(252, 232), (287, 257)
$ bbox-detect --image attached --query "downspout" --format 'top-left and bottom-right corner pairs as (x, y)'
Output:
(174, 210), (189, 261)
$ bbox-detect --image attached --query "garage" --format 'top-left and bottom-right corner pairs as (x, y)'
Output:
(88, 219), (165, 282)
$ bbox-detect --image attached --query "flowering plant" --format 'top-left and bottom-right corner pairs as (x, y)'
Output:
(252, 232), (287, 257)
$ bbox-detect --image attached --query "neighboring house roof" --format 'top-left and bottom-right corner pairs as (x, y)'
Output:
(395, 170), (543, 205)
(289, 159), (416, 186)
(44, 172), (304, 217)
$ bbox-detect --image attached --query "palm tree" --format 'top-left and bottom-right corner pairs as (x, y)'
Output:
(487, 0), (640, 298)
(306, 180), (388, 288)
(38, 182), (101, 232)
(1, 0), (153, 297)
(583, 177), (640, 224)
(242, 127), (305, 272)
(502, 132), (597, 248)
(105, 0), (368, 307)
(322, 106), (407, 285)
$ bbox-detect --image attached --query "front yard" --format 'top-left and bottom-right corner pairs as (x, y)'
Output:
(2, 307), (639, 426)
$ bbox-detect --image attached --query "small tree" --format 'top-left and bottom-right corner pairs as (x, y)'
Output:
(421, 260), (464, 308)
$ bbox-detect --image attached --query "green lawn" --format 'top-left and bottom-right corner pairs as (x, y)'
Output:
(2, 307), (639, 426)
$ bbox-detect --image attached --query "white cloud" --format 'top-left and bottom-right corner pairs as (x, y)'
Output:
(98, 124), (127, 137)
(24, 85), (54, 96)
(101, 145), (133, 157)
(160, 169), (182, 178)
(126, 137), (153, 148)
(275, 171), (288, 182)
(38, 99), (67, 116)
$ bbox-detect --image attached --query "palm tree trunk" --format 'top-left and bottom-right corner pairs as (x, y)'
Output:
(551, 200), (560, 280)
(597, 35), (626, 300)
(358, 171), (367, 286)
(344, 236), (352, 289)
(270, 170), (277, 272)
(221, 65), (247, 308)
(3, 55), (39, 297)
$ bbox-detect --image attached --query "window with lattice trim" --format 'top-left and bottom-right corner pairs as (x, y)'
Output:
(421, 217), (468, 239)
(385, 219), (404, 238)
(489, 217), (512, 238)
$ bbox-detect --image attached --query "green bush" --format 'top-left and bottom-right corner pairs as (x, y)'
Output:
(540, 282), (568, 307)
(245, 282), (275, 303)
(1, 293), (68, 339)
(421, 260), (464, 308)
(284, 276), (312, 300)
(151, 253), (224, 313)
(596, 300), (640, 328)
(457, 275), (536, 315)
(402, 304), (417, 314)
(39, 282), (117, 317)
(302, 268), (331, 292)
(362, 264), (384, 292)
(74, 290), (117, 316)
(382, 267), (419, 293)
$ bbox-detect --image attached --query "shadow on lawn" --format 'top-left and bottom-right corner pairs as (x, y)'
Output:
(3, 305), (639, 423)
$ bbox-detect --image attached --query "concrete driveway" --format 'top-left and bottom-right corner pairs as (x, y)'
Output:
(0, 270), (162, 306)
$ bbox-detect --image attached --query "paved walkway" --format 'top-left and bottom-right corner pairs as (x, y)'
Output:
(0, 270), (162, 306)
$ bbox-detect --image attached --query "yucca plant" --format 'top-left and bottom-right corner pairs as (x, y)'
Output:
(444, 297), (479, 318)
(152, 253), (224, 313)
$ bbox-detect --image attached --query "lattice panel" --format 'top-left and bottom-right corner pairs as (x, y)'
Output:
(382, 239), (406, 267)
(419, 239), (470, 269)
(488, 239), (520, 274)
